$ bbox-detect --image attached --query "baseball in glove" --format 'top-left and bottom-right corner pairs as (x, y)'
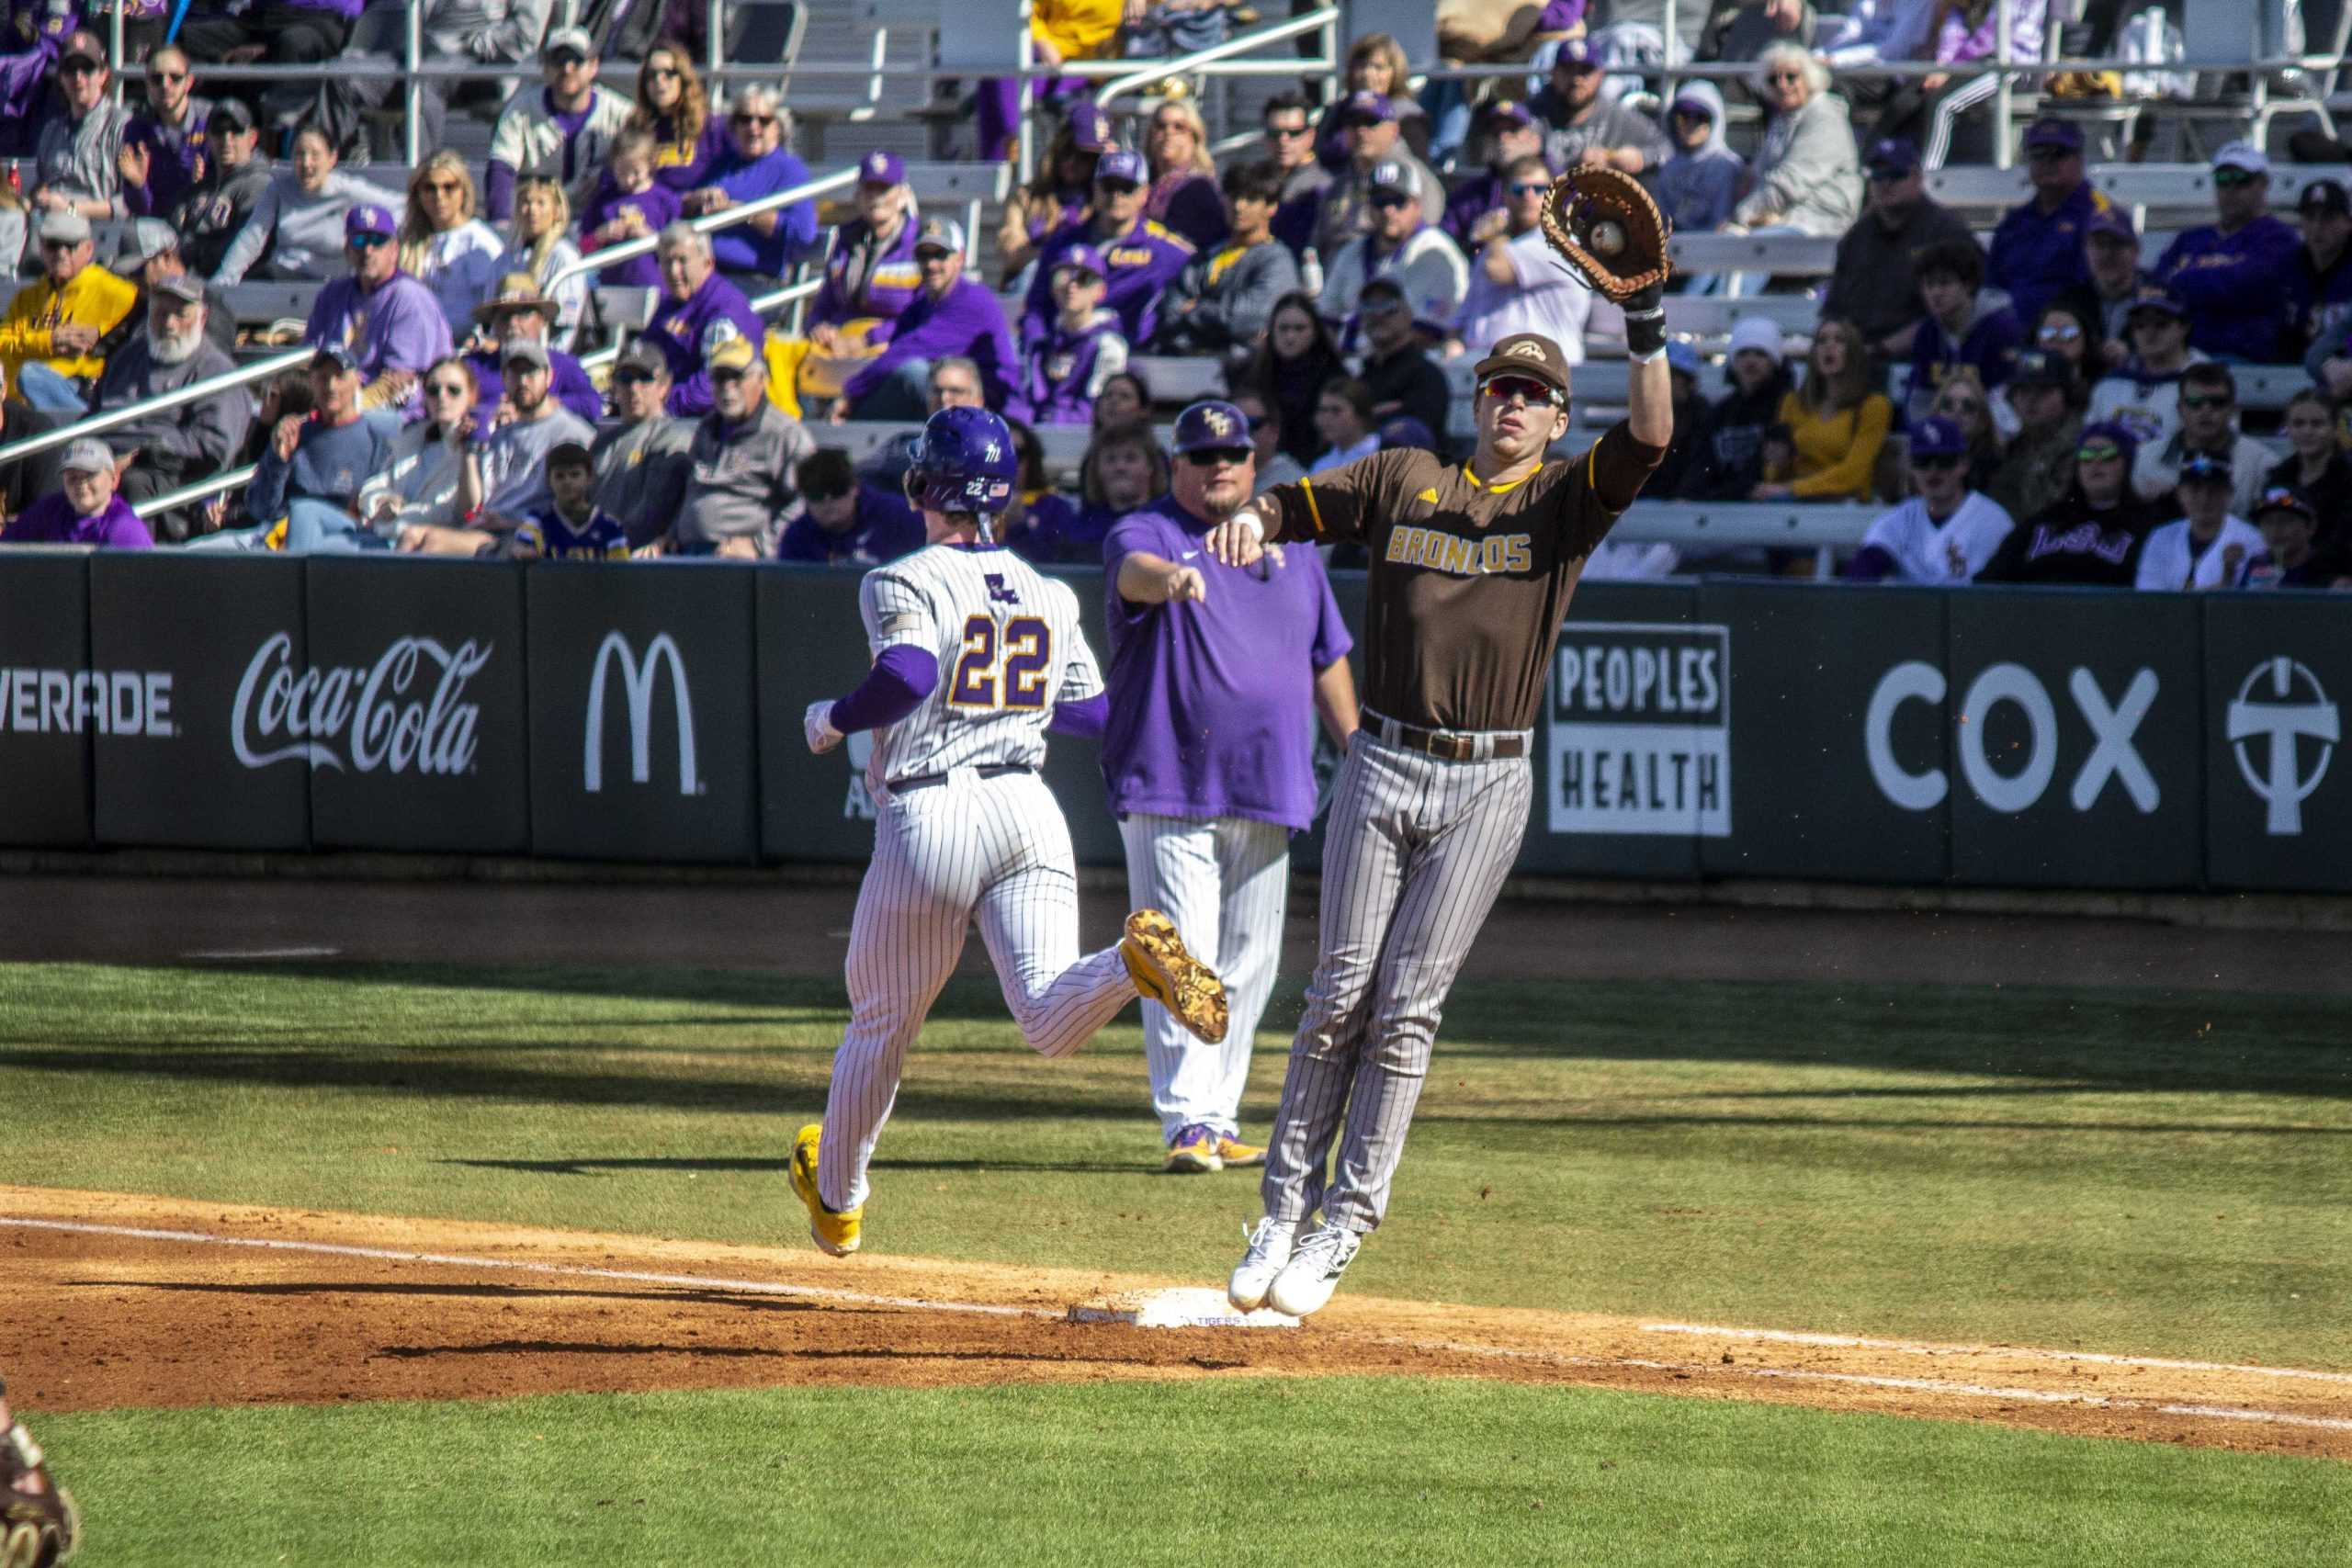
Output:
(1539, 165), (1673, 305)
(2, 1423), (80, 1568)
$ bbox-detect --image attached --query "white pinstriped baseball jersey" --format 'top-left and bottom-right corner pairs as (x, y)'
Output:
(859, 543), (1103, 794)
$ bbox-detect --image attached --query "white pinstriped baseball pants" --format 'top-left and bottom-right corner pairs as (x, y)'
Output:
(816, 770), (1140, 1213)
(1119, 812), (1292, 1144)
(1261, 731), (1532, 1235)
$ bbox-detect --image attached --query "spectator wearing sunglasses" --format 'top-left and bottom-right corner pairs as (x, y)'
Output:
(29, 29), (129, 225)
(1317, 161), (1467, 352)
(1452, 152), (1591, 364)
(1905, 237), (2023, 424)
(1153, 161), (1300, 355)
(1355, 279), (1451, 441)
(303, 204), (456, 422)
(1260, 92), (1330, 262)
(1650, 83), (1740, 239)
(1009, 242), (1127, 429)
(1024, 149), (1193, 349)
(118, 45), (211, 221)
(590, 343), (693, 548)
(1984, 118), (2106, 333)
(684, 85), (819, 292)
(2151, 143), (2301, 365)
(484, 28), (632, 224)
(1845, 415), (2013, 582)
(775, 447), (922, 566)
(1312, 92), (1444, 265)
(1441, 100), (1550, 251)
(1727, 44), (1859, 242)
(1825, 138), (1977, 363)
(837, 217), (1016, 422)
(2129, 362), (2269, 520)
(170, 96), (269, 278)
(1978, 420), (2162, 586)
(2135, 452), (2263, 590)
(2296, 179), (2352, 373)
(357, 353), (476, 539)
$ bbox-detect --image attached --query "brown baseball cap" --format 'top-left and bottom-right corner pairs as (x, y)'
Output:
(1472, 332), (1573, 395)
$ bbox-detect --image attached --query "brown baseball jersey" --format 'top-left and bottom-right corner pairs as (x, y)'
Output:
(1251, 423), (1665, 732)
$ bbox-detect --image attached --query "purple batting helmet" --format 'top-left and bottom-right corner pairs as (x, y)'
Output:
(903, 405), (1018, 520)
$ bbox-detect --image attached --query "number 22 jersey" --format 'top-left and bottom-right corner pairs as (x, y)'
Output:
(857, 541), (1104, 794)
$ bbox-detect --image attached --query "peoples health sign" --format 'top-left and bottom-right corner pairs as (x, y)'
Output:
(1547, 623), (1732, 837)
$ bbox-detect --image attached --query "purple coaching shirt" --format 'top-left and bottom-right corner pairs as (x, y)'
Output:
(1102, 501), (1351, 832)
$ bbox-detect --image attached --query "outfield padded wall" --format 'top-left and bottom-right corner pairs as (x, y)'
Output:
(0, 555), (2344, 891)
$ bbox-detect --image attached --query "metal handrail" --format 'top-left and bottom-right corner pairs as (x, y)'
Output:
(540, 167), (860, 300)
(0, 346), (314, 468)
(1094, 9), (1339, 112)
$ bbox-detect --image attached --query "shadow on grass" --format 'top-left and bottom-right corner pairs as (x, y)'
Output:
(438, 1156), (1159, 1177)
(68, 1280), (835, 1311)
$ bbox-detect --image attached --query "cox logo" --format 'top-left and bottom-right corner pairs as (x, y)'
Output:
(1866, 661), (2160, 814)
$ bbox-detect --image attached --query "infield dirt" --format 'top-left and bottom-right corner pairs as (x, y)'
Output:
(5, 1186), (2346, 1462)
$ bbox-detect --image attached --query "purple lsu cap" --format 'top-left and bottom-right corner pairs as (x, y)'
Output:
(2022, 117), (2085, 152)
(1908, 415), (1968, 459)
(1867, 137), (1921, 175)
(345, 203), (396, 240)
(1341, 90), (1396, 124)
(1052, 242), (1108, 281)
(858, 150), (904, 186)
(2086, 207), (2138, 243)
(1095, 148), (1147, 185)
(1172, 400), (1252, 455)
(1553, 37), (1600, 69)
(1066, 101), (1113, 153)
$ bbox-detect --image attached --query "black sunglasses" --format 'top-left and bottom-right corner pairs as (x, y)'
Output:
(615, 368), (657, 385)
(1912, 454), (1964, 471)
(1182, 449), (1250, 468)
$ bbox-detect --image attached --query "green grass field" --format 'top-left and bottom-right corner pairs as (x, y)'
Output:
(5, 958), (2348, 1563)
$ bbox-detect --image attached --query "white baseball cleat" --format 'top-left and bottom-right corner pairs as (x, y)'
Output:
(1227, 1216), (1296, 1312)
(1265, 1223), (1361, 1318)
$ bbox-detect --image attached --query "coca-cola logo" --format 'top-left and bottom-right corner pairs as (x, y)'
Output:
(232, 631), (487, 775)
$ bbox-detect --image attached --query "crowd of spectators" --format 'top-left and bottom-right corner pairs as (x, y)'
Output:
(0, 3), (2342, 592)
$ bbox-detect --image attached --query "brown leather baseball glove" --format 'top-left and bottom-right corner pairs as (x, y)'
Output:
(3, 1423), (80, 1568)
(1540, 166), (1673, 305)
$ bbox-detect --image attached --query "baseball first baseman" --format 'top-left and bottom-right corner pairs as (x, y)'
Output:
(792, 405), (1230, 1258)
(1206, 313), (1673, 1314)
(1, 1378), (78, 1566)
(1102, 399), (1360, 1175)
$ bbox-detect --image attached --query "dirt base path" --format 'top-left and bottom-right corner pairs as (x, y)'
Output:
(4, 1188), (2345, 1461)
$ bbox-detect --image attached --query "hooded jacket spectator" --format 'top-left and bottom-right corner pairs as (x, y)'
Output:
(1653, 81), (1742, 236)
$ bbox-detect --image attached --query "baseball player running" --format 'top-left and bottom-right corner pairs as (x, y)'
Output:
(792, 405), (1230, 1258)
(1102, 399), (1360, 1175)
(1205, 326), (1673, 1316)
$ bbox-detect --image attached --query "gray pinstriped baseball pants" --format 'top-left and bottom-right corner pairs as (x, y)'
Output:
(1261, 728), (1533, 1235)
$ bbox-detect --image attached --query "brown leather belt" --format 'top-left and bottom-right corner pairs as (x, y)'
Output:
(1362, 707), (1530, 763)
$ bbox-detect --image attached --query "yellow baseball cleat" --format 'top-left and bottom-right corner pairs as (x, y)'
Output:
(788, 1122), (862, 1257)
(1164, 1122), (1224, 1174)
(1120, 909), (1229, 1043)
(1213, 1133), (1266, 1168)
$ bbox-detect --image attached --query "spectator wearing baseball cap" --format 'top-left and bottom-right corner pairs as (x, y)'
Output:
(1906, 237), (2026, 425)
(302, 202), (457, 423)
(89, 269), (248, 534)
(29, 29), (131, 227)
(2294, 178), (2352, 369)
(112, 219), (232, 360)
(591, 342), (694, 549)
(1440, 100), (1550, 249)
(1154, 161), (1303, 356)
(2264, 389), (2352, 567)
(1313, 89), (1446, 263)
(1100, 395), (1356, 1177)
(2086, 286), (2202, 448)
(2130, 361), (2271, 521)
(683, 84), (820, 292)
(775, 447), (922, 566)
(170, 96), (269, 278)
(2082, 206), (2152, 349)
(1845, 414), (2016, 582)
(481, 26), (632, 224)
(1824, 136), (1978, 362)
(1978, 420), (2165, 587)
(1985, 349), (2085, 525)
(662, 335), (815, 557)
(2136, 450), (2264, 589)
(1987, 118), (2109, 332)
(1353, 278), (1452, 442)
(1, 439), (152, 550)
(998, 104), (1118, 282)
(838, 216), (1017, 422)
(1530, 38), (1669, 186)
(1681, 315), (1797, 501)
(466, 273), (605, 436)
(1317, 160), (1469, 351)
(1009, 241), (1129, 428)
(805, 150), (922, 356)
(458, 335), (599, 531)
(1311, 33), (1431, 175)
(212, 123), (405, 286)
(2240, 486), (2337, 588)
(1452, 152), (1592, 365)
(0, 207), (137, 414)
(1024, 149), (1194, 351)
(2151, 141), (2301, 363)
(221, 344), (400, 553)
(1653, 83), (1742, 239)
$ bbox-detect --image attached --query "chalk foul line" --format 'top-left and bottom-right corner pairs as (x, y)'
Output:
(7, 1217), (2349, 1437)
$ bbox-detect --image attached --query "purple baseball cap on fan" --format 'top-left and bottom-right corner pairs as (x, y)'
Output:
(1067, 101), (1114, 153)
(1096, 148), (1148, 185)
(857, 150), (904, 186)
(1052, 242), (1108, 281)
(1907, 416), (1968, 459)
(1552, 37), (1600, 69)
(345, 203), (396, 240)
(2086, 207), (2138, 243)
(1340, 90), (1396, 124)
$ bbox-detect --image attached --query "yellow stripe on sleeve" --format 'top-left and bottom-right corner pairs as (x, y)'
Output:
(1301, 478), (1326, 538)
